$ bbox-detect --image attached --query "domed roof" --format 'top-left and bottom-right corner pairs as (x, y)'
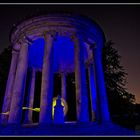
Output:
(10, 13), (105, 50)
(10, 13), (106, 72)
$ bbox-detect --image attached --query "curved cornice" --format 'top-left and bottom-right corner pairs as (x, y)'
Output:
(10, 14), (105, 50)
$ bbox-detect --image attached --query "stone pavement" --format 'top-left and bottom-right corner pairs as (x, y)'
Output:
(0, 122), (137, 136)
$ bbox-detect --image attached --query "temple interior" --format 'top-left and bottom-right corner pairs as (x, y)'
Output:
(28, 35), (91, 72)
(22, 35), (93, 123)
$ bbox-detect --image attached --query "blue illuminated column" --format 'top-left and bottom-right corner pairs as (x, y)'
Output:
(24, 68), (36, 124)
(39, 31), (55, 124)
(88, 62), (100, 122)
(91, 44), (110, 122)
(72, 33), (89, 122)
(8, 41), (29, 124)
(0, 47), (19, 125)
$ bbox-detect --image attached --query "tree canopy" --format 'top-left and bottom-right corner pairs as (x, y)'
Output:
(0, 47), (12, 112)
(102, 40), (137, 128)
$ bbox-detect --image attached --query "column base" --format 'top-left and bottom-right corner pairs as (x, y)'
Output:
(23, 120), (33, 124)
(0, 116), (8, 126)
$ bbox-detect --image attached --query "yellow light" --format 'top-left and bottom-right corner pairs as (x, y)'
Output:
(0, 111), (9, 115)
(52, 96), (68, 119)
(32, 108), (40, 112)
(22, 107), (40, 112)
(1, 98), (68, 118)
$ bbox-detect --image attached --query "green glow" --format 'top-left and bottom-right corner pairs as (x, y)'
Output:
(0, 107), (40, 116)
(22, 107), (40, 112)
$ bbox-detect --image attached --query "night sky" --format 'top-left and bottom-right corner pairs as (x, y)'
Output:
(0, 4), (140, 103)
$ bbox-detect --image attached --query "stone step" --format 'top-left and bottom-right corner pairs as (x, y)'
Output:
(0, 123), (136, 136)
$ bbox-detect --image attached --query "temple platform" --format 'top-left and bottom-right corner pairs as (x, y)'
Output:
(0, 122), (137, 136)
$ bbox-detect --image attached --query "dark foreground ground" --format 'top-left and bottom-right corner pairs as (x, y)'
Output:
(0, 122), (139, 136)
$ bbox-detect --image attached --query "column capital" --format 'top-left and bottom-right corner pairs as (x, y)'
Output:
(18, 41), (29, 52)
(70, 32), (85, 51)
(25, 36), (33, 46)
(22, 35), (33, 46)
(12, 42), (22, 52)
(12, 49), (19, 55)
(70, 32), (80, 42)
(43, 30), (58, 41)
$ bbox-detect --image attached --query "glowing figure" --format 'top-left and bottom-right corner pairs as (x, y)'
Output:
(53, 95), (64, 123)
(52, 96), (68, 119)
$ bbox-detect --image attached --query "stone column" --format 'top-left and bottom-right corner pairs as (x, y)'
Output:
(88, 63), (99, 122)
(91, 44), (110, 122)
(39, 31), (55, 124)
(61, 72), (66, 101)
(72, 33), (89, 122)
(24, 68), (36, 124)
(8, 41), (29, 124)
(61, 72), (67, 120)
(0, 48), (19, 125)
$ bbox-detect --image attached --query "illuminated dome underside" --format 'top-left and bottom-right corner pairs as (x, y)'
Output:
(28, 36), (89, 72)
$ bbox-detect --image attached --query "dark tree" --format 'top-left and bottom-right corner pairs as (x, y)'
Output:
(0, 47), (12, 112)
(102, 40), (136, 128)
